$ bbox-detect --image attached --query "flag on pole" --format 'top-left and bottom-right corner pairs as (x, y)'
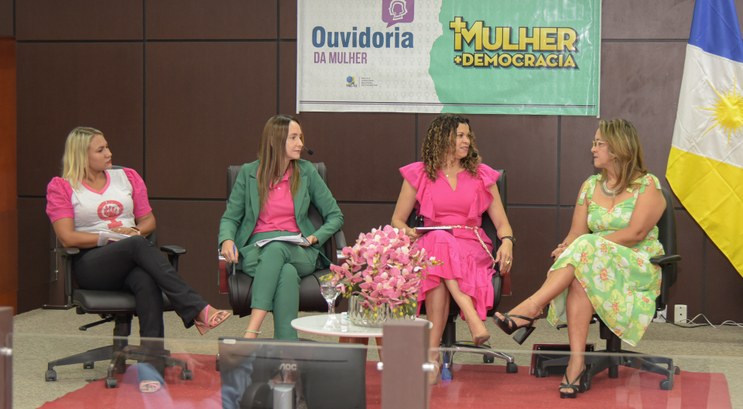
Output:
(667, 0), (743, 277)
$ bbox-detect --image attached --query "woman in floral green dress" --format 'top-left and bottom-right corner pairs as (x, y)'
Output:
(494, 118), (666, 399)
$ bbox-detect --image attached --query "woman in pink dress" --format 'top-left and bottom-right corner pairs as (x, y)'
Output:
(391, 114), (514, 383)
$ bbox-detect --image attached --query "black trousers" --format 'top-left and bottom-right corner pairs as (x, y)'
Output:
(72, 235), (207, 338)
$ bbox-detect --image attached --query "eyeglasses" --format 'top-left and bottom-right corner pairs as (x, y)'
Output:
(591, 140), (607, 148)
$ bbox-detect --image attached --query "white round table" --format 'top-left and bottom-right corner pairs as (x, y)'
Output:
(291, 314), (383, 338)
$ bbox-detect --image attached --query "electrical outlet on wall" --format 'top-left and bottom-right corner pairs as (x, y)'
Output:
(674, 304), (688, 324)
(653, 306), (667, 323)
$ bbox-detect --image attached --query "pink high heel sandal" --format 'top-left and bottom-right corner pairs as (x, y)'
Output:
(194, 305), (232, 335)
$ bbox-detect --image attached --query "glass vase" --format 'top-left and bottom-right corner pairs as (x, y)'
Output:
(347, 294), (417, 327)
(348, 294), (389, 327)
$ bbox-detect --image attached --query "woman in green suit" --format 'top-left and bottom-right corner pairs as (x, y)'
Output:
(219, 115), (343, 339)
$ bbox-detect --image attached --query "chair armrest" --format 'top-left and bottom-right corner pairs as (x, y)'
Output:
(54, 247), (80, 257)
(160, 244), (186, 270)
(649, 254), (681, 266)
(331, 230), (347, 264)
(334, 230), (347, 249)
(160, 244), (186, 255)
(45, 247), (80, 309)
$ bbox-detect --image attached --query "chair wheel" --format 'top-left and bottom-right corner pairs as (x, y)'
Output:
(674, 366), (681, 375)
(105, 378), (118, 388)
(181, 369), (193, 380)
(660, 379), (673, 390)
(45, 369), (57, 382)
(483, 355), (495, 364)
(83, 361), (94, 369)
(505, 362), (518, 373)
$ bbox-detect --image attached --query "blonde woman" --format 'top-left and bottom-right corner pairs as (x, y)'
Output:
(46, 127), (231, 345)
(494, 119), (666, 398)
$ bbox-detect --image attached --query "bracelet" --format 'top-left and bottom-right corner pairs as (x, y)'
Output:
(500, 235), (516, 245)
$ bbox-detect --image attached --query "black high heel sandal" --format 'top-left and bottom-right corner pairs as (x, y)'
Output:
(559, 367), (588, 399)
(494, 297), (542, 344)
(494, 314), (537, 344)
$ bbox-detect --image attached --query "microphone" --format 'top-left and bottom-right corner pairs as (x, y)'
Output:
(303, 146), (314, 155)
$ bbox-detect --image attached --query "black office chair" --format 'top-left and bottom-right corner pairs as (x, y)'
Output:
(535, 187), (681, 390)
(43, 232), (193, 388)
(218, 162), (346, 318)
(410, 169), (517, 379)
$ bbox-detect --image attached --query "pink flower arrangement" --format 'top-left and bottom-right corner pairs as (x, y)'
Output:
(328, 225), (439, 316)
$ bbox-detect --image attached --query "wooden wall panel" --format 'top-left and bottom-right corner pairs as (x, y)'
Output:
(603, 0), (743, 40)
(17, 43), (144, 196)
(146, 0), (277, 40)
(150, 200), (228, 309)
(469, 115), (559, 206)
(0, 38), (16, 310)
(11, 0), (743, 323)
(279, 42), (297, 116)
(498, 208), (559, 311)
(145, 42), (277, 199)
(279, 0), (298, 40)
(0, 0), (11, 37)
(338, 203), (397, 243)
(295, 113), (418, 202)
(669, 210), (706, 317)
(598, 42), (687, 179)
(15, 0), (142, 40)
(16, 199), (48, 313)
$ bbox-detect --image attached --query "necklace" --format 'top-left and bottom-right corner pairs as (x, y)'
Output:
(601, 179), (619, 198)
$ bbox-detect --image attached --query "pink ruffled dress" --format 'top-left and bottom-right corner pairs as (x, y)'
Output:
(400, 162), (501, 320)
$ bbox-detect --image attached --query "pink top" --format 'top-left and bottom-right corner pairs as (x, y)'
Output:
(46, 167), (152, 231)
(400, 162), (501, 241)
(253, 168), (301, 234)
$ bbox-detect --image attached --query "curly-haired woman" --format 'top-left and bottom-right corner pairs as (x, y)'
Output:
(391, 114), (514, 383)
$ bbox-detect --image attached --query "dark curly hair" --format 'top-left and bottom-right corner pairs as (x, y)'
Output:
(421, 114), (481, 180)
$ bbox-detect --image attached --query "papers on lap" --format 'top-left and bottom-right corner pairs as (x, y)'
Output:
(415, 226), (454, 232)
(255, 233), (310, 248)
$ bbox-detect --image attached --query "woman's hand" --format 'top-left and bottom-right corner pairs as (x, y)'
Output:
(303, 235), (319, 246)
(221, 240), (239, 263)
(402, 227), (419, 241)
(495, 240), (513, 274)
(111, 226), (141, 236)
(550, 242), (568, 259)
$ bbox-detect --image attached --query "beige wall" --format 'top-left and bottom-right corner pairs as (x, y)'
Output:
(10, 1), (743, 321)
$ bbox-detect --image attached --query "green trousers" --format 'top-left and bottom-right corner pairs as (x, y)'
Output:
(242, 231), (318, 339)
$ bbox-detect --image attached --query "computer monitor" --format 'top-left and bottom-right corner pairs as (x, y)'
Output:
(218, 338), (367, 409)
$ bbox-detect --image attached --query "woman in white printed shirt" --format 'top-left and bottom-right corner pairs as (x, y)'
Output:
(46, 127), (231, 347)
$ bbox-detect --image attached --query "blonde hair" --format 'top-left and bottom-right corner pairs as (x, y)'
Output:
(62, 126), (104, 189)
(421, 114), (481, 180)
(598, 118), (647, 192)
(256, 115), (302, 209)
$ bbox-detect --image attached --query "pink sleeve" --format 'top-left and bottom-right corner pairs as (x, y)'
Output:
(123, 168), (153, 217)
(467, 164), (502, 219)
(477, 164), (501, 188)
(46, 177), (74, 223)
(399, 162), (426, 189)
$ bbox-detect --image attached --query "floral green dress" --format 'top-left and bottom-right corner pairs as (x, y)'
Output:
(546, 173), (664, 346)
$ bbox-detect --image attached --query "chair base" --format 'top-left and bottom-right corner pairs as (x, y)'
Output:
(46, 344), (124, 382)
(534, 349), (680, 391)
(104, 345), (193, 388)
(442, 342), (518, 380)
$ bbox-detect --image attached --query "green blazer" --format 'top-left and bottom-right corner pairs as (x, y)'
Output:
(218, 159), (344, 268)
